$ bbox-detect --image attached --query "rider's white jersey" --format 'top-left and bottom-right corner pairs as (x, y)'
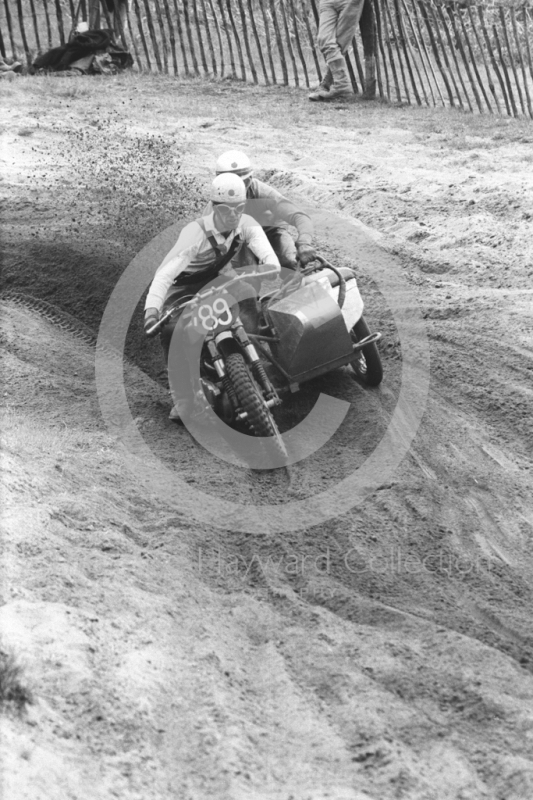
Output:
(145, 212), (280, 312)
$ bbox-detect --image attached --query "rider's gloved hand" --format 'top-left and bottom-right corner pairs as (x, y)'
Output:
(144, 307), (160, 337)
(297, 243), (317, 266)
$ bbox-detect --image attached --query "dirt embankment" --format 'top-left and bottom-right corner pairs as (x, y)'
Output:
(1, 75), (533, 800)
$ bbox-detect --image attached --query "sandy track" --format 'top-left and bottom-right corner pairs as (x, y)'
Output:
(1, 75), (533, 799)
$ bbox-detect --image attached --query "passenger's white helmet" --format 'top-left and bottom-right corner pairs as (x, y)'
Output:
(210, 172), (247, 204)
(215, 150), (253, 180)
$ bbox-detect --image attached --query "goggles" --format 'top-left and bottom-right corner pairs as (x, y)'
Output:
(213, 202), (246, 214)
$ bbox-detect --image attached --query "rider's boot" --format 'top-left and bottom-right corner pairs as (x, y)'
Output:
(169, 391), (210, 425)
(168, 388), (189, 424)
(315, 58), (353, 102)
(308, 67), (333, 101)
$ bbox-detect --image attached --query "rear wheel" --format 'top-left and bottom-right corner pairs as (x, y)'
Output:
(350, 316), (383, 387)
(225, 353), (288, 462)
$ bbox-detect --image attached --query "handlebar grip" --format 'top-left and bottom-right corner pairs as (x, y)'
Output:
(145, 319), (162, 337)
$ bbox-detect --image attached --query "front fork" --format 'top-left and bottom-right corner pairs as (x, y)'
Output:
(207, 323), (281, 412)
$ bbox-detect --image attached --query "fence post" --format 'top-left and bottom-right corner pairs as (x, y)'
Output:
(288, 0), (310, 88)
(384, 0), (410, 102)
(206, 0), (225, 77)
(28, 0), (41, 52)
(511, 7), (532, 118)
(141, 0), (163, 72)
(492, 17), (518, 115)
(42, 0), (53, 49)
(500, 6), (526, 115)
(53, 0), (66, 45)
(373, 0), (391, 99)
(478, 5), (510, 115)
(445, 3), (484, 113)
(246, 0), (269, 84)
(400, 0), (432, 106)
(111, 0), (129, 51)
(523, 7), (533, 86)
(236, 0), (258, 83)
(182, 0), (200, 74)
(153, 0), (170, 74)
(427, 1), (463, 108)
(278, 0), (300, 86)
(360, 0), (376, 98)
(124, 3), (144, 71)
(269, 0), (289, 84)
(199, 0), (218, 76)
(395, 0), (422, 103)
(192, 0), (209, 73)
(259, 0), (278, 83)
(435, 3), (473, 111)
(3, 0), (17, 58)
(458, 2), (494, 114)
(133, 0), (152, 71)
(225, 0), (247, 79)
(300, 0), (322, 83)
(172, 0), (191, 75)
(216, 0), (237, 78)
(15, 0), (31, 63)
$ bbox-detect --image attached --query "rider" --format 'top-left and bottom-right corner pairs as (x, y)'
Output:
(144, 173), (281, 423)
(211, 150), (317, 269)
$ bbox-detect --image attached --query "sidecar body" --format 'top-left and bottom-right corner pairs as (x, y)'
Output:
(268, 267), (364, 386)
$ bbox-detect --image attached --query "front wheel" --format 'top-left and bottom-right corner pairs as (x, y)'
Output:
(350, 316), (383, 387)
(225, 352), (288, 462)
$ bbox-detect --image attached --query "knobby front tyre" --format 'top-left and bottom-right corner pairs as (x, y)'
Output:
(225, 352), (288, 462)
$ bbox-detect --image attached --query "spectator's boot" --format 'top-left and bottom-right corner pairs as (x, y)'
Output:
(308, 67), (333, 101)
(320, 57), (353, 101)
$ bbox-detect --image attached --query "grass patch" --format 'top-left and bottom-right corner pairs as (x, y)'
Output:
(0, 647), (33, 713)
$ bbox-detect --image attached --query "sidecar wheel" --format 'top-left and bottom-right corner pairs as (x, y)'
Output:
(225, 353), (288, 462)
(350, 316), (383, 387)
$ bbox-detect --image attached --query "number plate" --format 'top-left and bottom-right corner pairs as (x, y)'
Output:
(191, 296), (233, 332)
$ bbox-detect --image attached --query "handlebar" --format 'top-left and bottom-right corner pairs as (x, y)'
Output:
(145, 266), (280, 337)
(300, 255), (348, 310)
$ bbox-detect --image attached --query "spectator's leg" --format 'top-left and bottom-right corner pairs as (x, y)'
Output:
(309, 0), (340, 100)
(337, 0), (365, 54)
(313, 0), (364, 101)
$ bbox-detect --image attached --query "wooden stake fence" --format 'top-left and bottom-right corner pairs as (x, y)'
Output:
(2, 0), (533, 119)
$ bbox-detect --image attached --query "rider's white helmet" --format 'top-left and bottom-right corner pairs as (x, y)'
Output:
(215, 150), (253, 181)
(210, 173), (247, 204)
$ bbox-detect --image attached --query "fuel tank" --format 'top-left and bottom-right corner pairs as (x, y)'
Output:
(268, 280), (355, 381)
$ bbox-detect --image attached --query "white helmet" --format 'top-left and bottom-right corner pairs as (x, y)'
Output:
(210, 173), (247, 204)
(215, 150), (253, 180)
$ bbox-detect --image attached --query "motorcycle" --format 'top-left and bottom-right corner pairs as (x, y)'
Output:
(146, 256), (382, 460)
(147, 268), (289, 460)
